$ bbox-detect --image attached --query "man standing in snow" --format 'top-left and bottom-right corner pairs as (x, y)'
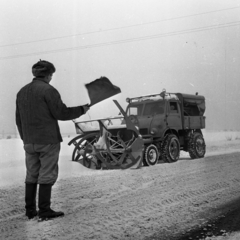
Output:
(15, 60), (89, 221)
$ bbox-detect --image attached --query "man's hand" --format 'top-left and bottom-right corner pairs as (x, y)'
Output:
(82, 104), (90, 114)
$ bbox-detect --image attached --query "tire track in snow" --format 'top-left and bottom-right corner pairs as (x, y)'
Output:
(1, 153), (240, 239)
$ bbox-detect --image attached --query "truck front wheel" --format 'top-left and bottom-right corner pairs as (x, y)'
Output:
(161, 134), (180, 163)
(188, 132), (206, 159)
(143, 144), (159, 166)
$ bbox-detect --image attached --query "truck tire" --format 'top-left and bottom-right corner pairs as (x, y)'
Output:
(143, 144), (159, 166)
(188, 132), (206, 159)
(161, 134), (180, 163)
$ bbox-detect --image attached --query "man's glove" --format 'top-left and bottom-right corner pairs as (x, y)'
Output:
(82, 104), (90, 114)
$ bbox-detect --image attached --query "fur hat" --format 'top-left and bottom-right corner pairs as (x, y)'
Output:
(32, 60), (56, 77)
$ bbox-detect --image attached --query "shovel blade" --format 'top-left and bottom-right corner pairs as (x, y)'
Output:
(85, 77), (121, 106)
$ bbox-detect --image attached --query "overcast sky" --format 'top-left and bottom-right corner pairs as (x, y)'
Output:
(1, 0), (240, 136)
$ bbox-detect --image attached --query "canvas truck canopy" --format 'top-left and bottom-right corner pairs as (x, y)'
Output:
(175, 93), (206, 116)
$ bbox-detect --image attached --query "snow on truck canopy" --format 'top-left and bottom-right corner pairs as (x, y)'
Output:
(176, 93), (205, 105)
(126, 92), (179, 103)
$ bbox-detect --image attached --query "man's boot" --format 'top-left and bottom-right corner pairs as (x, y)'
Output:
(38, 184), (64, 221)
(25, 183), (38, 219)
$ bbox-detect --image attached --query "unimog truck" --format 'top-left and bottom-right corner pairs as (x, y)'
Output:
(125, 89), (206, 165)
(68, 89), (206, 169)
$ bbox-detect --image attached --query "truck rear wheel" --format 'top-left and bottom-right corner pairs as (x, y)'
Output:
(188, 132), (206, 159)
(143, 144), (159, 166)
(161, 134), (180, 163)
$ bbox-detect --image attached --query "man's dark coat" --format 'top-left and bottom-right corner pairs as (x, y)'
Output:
(16, 78), (84, 144)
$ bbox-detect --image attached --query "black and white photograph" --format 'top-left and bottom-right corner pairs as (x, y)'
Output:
(1, 0), (240, 239)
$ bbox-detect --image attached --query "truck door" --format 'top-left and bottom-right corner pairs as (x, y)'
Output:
(166, 101), (182, 130)
(141, 101), (166, 135)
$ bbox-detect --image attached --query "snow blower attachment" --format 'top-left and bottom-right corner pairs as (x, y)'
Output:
(68, 100), (144, 170)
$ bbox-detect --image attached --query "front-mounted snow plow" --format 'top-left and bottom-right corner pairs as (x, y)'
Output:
(68, 100), (144, 170)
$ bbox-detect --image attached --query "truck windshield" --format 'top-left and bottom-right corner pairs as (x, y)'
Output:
(143, 101), (165, 115)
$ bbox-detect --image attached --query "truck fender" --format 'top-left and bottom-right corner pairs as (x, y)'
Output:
(162, 128), (179, 139)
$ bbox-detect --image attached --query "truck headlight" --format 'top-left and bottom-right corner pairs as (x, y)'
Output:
(150, 128), (157, 135)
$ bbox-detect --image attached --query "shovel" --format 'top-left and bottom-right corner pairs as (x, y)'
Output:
(85, 76), (121, 107)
